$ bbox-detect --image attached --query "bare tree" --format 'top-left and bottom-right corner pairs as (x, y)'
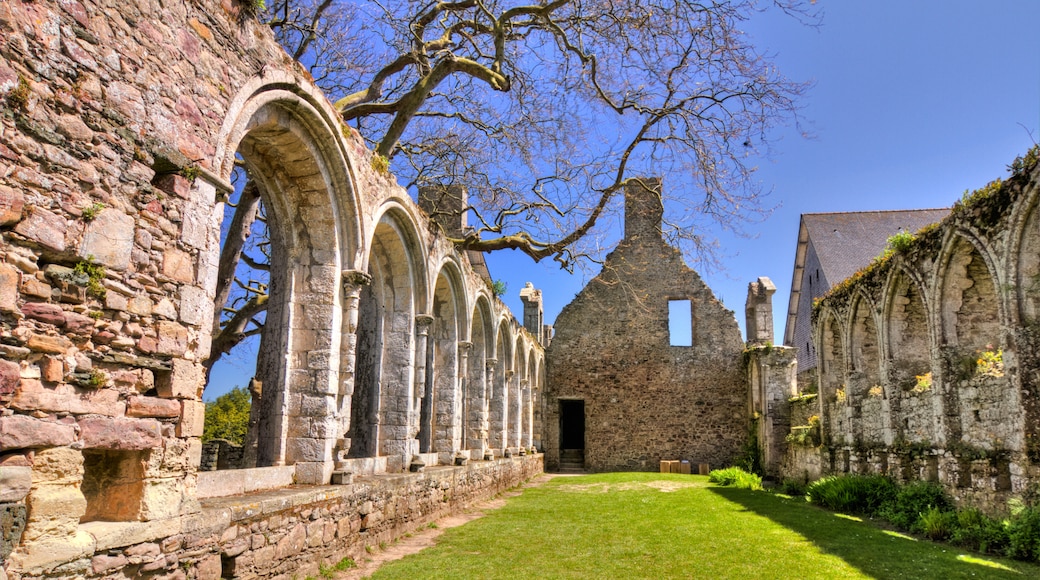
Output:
(205, 0), (816, 376)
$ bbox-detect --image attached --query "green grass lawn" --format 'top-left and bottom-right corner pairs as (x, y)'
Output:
(369, 472), (1040, 579)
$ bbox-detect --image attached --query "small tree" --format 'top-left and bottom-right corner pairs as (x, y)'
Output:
(203, 386), (252, 445)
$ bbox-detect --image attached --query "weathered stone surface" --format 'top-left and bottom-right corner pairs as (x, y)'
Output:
(64, 311), (95, 336)
(159, 359), (203, 400)
(1, 502), (28, 560)
(0, 262), (21, 312)
(162, 248), (194, 283)
(178, 400), (206, 438)
(128, 396), (182, 418)
(0, 184), (25, 226)
(14, 207), (66, 252)
(155, 321), (188, 356)
(40, 356), (65, 382)
(0, 415), (76, 449)
(0, 359), (21, 398)
(78, 417), (162, 451)
(79, 209), (135, 271)
(0, 466), (33, 502)
(21, 301), (66, 326)
(26, 333), (73, 354)
(179, 285), (210, 327)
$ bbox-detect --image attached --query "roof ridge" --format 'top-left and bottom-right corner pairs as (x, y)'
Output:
(802, 207), (949, 217)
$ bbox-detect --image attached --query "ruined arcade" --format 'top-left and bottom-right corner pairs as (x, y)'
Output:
(0, 0), (544, 576)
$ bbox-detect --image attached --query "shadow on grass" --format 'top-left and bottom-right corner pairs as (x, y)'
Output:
(708, 486), (1036, 579)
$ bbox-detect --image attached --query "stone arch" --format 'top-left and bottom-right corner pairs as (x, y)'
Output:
(467, 295), (495, 454)
(211, 78), (362, 481)
(937, 231), (1013, 450)
(1015, 193), (1040, 323)
(882, 266), (935, 444)
(848, 292), (884, 445)
(349, 206), (428, 468)
(816, 309), (847, 447)
(420, 260), (468, 462)
(491, 318), (514, 452)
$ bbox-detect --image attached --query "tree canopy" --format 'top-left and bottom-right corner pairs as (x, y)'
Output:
(203, 386), (252, 444)
(205, 0), (817, 377)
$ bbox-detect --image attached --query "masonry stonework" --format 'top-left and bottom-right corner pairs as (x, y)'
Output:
(780, 153), (1040, 512)
(545, 179), (747, 472)
(0, 0), (544, 576)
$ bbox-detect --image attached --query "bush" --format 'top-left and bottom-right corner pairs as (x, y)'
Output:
(1006, 506), (1040, 562)
(806, 475), (897, 516)
(951, 508), (1009, 555)
(880, 480), (953, 533)
(919, 506), (957, 541)
(778, 478), (807, 496)
(708, 467), (763, 491)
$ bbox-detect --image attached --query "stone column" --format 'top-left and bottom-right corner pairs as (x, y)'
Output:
(458, 341), (472, 450)
(484, 359), (496, 456)
(503, 369), (515, 452)
(336, 269), (370, 465)
(523, 381), (534, 450)
(520, 379), (531, 450)
(411, 314), (434, 469)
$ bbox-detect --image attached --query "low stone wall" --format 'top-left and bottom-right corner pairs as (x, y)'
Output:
(8, 454), (542, 579)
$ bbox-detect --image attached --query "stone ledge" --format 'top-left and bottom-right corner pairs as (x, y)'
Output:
(196, 465), (296, 499)
(80, 517), (182, 552)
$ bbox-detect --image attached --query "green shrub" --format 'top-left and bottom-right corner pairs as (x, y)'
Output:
(880, 480), (953, 532)
(806, 475), (897, 516)
(778, 478), (807, 496)
(951, 508), (1009, 555)
(708, 467), (763, 491)
(919, 506), (957, 541)
(1006, 506), (1040, 562)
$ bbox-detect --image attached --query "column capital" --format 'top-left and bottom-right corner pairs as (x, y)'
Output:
(341, 269), (371, 290)
(485, 358), (497, 369)
(415, 314), (435, 330)
(458, 341), (473, 353)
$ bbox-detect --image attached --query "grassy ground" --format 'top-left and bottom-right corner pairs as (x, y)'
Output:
(368, 472), (1040, 579)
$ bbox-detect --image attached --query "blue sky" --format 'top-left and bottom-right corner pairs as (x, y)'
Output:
(490, 0), (1040, 343)
(207, 1), (1040, 400)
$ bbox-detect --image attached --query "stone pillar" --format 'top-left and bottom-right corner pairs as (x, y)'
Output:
(522, 380), (533, 450)
(483, 359), (496, 456)
(337, 269), (370, 461)
(519, 283), (544, 344)
(503, 369), (515, 451)
(411, 315), (434, 469)
(745, 276), (777, 346)
(746, 345), (798, 477)
(458, 341), (473, 450)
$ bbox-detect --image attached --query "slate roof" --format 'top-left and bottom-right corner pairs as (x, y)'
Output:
(783, 208), (950, 351)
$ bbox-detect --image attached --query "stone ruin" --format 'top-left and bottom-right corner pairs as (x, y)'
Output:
(0, 0), (544, 576)
(2, 0), (1039, 577)
(545, 179), (748, 472)
(766, 154), (1040, 513)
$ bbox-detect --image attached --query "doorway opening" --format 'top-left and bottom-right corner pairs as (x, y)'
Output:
(559, 399), (585, 471)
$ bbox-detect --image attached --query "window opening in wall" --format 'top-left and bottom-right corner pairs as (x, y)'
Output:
(668, 299), (693, 346)
(199, 159), (267, 471)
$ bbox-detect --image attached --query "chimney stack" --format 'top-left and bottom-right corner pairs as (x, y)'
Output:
(624, 178), (663, 240)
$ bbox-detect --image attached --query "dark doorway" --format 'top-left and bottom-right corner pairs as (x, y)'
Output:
(559, 399), (585, 450)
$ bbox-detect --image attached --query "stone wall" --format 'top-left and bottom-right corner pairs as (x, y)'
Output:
(21, 455), (542, 579)
(545, 179), (748, 472)
(0, 0), (544, 575)
(781, 151), (1040, 512)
